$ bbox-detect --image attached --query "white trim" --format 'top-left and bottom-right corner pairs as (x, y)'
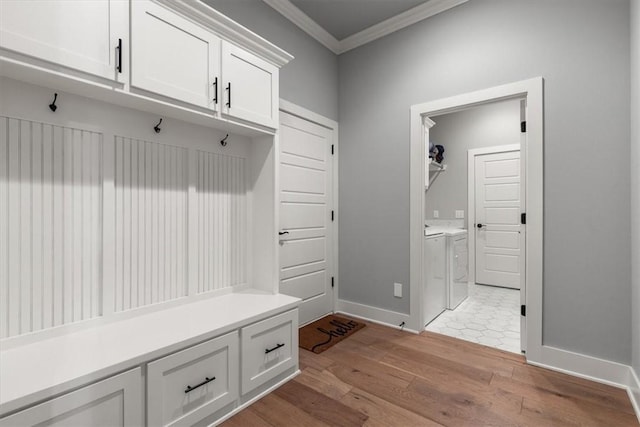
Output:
(262, 0), (467, 55)
(528, 347), (640, 422)
(278, 99), (339, 317)
(338, 0), (468, 54)
(466, 144), (520, 285)
(629, 367), (640, 423)
(157, 0), (294, 67)
(262, 0), (340, 53)
(336, 299), (420, 334)
(410, 77), (544, 364)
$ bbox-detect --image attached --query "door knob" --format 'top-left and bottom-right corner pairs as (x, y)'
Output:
(477, 223), (484, 228)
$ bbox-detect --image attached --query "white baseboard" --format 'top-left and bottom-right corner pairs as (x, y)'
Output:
(629, 367), (640, 423)
(336, 299), (420, 334)
(528, 345), (640, 422)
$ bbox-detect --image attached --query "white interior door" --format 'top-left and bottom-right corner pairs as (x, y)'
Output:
(279, 111), (333, 325)
(474, 149), (522, 289)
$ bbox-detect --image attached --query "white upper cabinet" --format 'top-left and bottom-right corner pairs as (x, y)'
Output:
(0, 0), (127, 82)
(222, 41), (279, 129)
(131, 1), (221, 110)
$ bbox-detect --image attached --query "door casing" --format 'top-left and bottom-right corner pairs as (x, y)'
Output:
(409, 77), (543, 363)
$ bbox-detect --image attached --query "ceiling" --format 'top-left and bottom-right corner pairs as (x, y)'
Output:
(263, 0), (468, 54)
(289, 0), (428, 40)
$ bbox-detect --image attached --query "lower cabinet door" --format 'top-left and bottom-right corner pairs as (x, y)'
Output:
(241, 310), (298, 394)
(147, 331), (239, 427)
(0, 368), (142, 427)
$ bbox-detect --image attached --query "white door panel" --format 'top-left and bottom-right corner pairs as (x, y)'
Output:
(475, 150), (522, 289)
(279, 111), (334, 325)
(281, 203), (325, 229)
(131, 1), (219, 109)
(0, 0), (127, 81)
(280, 164), (325, 195)
(280, 271), (325, 300)
(280, 238), (325, 268)
(222, 42), (277, 128)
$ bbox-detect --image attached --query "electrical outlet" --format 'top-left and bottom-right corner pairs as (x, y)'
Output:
(394, 282), (402, 298)
(455, 210), (465, 219)
(433, 210), (439, 218)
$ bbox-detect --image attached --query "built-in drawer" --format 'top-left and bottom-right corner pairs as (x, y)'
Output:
(0, 368), (142, 427)
(147, 331), (239, 427)
(240, 309), (298, 394)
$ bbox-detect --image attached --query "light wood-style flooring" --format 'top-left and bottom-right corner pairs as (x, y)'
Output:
(222, 322), (639, 426)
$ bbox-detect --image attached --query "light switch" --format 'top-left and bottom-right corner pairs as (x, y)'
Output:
(394, 283), (402, 298)
(433, 210), (439, 218)
(455, 210), (464, 219)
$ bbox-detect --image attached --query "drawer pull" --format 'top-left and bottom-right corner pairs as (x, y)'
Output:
(184, 376), (216, 394)
(265, 343), (285, 354)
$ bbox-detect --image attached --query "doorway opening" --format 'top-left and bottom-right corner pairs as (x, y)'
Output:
(409, 78), (543, 363)
(422, 99), (524, 353)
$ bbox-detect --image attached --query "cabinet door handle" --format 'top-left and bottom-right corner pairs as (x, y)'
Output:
(212, 77), (218, 104)
(265, 343), (285, 354)
(278, 231), (289, 235)
(184, 376), (216, 394)
(225, 82), (231, 108)
(116, 38), (122, 73)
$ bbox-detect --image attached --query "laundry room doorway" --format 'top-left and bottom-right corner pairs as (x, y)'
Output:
(409, 78), (543, 362)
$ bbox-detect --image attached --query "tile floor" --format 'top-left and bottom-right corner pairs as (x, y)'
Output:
(425, 283), (522, 354)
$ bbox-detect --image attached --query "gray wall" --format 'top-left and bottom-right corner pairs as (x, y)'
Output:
(203, 0), (338, 121)
(338, 0), (631, 363)
(426, 99), (521, 226)
(631, 0), (640, 376)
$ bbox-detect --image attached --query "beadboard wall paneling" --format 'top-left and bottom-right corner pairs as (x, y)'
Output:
(196, 151), (247, 293)
(113, 136), (189, 312)
(0, 117), (103, 339)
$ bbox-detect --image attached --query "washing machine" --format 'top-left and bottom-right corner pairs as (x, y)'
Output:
(424, 231), (446, 326)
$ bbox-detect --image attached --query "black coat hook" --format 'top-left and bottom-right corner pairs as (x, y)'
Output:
(154, 118), (162, 133)
(220, 134), (229, 147)
(49, 93), (58, 112)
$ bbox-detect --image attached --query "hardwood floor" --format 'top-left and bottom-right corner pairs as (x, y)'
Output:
(222, 322), (639, 426)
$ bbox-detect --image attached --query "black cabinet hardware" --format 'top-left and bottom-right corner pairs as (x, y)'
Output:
(116, 38), (122, 73)
(278, 231), (289, 235)
(184, 376), (215, 394)
(225, 82), (231, 108)
(265, 343), (285, 354)
(213, 77), (218, 104)
(477, 223), (484, 228)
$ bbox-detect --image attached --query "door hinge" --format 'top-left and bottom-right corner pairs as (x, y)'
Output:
(521, 305), (526, 316)
(520, 121), (527, 133)
(331, 144), (334, 155)
(521, 213), (526, 224)
(331, 210), (334, 221)
(331, 277), (334, 288)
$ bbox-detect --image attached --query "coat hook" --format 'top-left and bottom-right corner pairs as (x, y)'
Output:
(154, 118), (162, 133)
(49, 93), (58, 112)
(220, 134), (229, 147)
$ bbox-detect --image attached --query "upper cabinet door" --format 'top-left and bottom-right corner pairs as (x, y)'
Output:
(131, 1), (220, 111)
(222, 42), (279, 129)
(0, 0), (128, 82)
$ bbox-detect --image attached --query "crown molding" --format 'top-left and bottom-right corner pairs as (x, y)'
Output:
(157, 0), (293, 67)
(262, 0), (341, 53)
(262, 0), (467, 55)
(338, 0), (468, 53)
